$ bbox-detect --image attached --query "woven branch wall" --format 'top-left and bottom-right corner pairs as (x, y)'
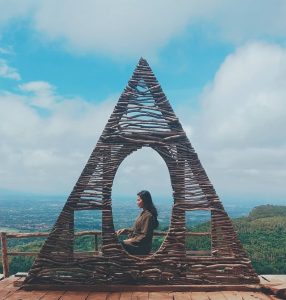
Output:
(24, 58), (259, 287)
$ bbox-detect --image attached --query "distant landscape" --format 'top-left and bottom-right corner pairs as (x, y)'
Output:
(0, 194), (285, 276)
(0, 193), (276, 232)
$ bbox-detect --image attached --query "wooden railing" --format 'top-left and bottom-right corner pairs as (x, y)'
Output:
(0, 230), (211, 278)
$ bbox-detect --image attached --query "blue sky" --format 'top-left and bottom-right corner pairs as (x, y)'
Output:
(1, 1), (286, 204)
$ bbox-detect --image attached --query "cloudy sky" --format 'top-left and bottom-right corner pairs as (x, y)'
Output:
(0, 0), (286, 204)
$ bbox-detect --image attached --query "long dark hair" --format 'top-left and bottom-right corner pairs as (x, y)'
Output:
(137, 190), (159, 229)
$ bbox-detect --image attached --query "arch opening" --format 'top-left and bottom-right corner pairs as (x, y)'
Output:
(111, 146), (173, 256)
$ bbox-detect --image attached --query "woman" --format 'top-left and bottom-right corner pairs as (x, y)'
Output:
(117, 190), (159, 255)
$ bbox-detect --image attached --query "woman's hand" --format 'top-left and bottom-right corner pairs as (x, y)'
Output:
(116, 228), (128, 236)
(123, 238), (132, 243)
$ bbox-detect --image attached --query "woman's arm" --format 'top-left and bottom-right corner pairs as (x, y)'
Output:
(124, 213), (153, 244)
(116, 228), (131, 236)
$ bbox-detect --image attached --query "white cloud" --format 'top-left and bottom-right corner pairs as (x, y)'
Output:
(0, 83), (116, 193)
(0, 59), (21, 80)
(208, 0), (286, 44)
(32, 0), (196, 56)
(20, 81), (53, 94)
(191, 42), (286, 199)
(19, 81), (56, 109)
(0, 0), (35, 24)
(1, 1), (286, 57)
(0, 80), (174, 197)
(2, 42), (286, 200)
(112, 147), (173, 198)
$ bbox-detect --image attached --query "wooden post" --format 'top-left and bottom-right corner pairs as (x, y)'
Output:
(94, 233), (98, 252)
(1, 232), (9, 278)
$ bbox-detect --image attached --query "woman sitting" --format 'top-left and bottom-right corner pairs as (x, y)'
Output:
(116, 190), (159, 255)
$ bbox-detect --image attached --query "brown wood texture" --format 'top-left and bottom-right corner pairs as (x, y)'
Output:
(86, 292), (109, 300)
(40, 290), (67, 300)
(190, 292), (209, 300)
(119, 292), (132, 300)
(4, 290), (48, 300)
(206, 291), (227, 299)
(21, 58), (259, 288)
(173, 292), (190, 300)
(221, 291), (243, 299)
(149, 292), (173, 300)
(0, 277), (282, 300)
(60, 290), (90, 300)
(1, 228), (212, 279)
(0, 277), (20, 299)
(106, 293), (121, 300)
(238, 292), (272, 300)
(260, 275), (286, 299)
(19, 283), (262, 292)
(1, 232), (9, 278)
(130, 291), (148, 300)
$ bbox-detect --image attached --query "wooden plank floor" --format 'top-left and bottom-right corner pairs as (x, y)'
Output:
(0, 277), (280, 300)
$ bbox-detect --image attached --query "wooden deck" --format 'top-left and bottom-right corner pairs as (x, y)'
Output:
(1, 276), (285, 300)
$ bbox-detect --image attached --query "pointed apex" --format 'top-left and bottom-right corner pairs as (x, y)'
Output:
(138, 57), (149, 66)
(128, 58), (157, 89)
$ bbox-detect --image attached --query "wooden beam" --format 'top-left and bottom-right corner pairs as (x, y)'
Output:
(21, 283), (262, 292)
(0, 232), (9, 278)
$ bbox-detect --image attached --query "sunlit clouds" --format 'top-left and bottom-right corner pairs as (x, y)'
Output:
(0, 1), (285, 200)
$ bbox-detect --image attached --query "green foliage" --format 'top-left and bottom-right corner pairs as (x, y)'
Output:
(74, 235), (101, 252)
(152, 236), (165, 252)
(0, 240), (44, 274)
(233, 212), (286, 274)
(248, 205), (286, 220)
(186, 220), (211, 252)
(185, 235), (211, 251)
(9, 256), (35, 274)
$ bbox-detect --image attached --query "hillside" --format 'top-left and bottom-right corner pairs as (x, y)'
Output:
(1, 204), (285, 275)
(233, 205), (286, 274)
(248, 204), (286, 219)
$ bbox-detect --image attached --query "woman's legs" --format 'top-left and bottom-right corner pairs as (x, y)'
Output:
(120, 241), (149, 255)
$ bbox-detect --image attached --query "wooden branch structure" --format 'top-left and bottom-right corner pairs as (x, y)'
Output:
(23, 58), (259, 288)
(0, 230), (210, 278)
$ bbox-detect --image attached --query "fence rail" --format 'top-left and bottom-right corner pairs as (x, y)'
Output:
(1, 230), (210, 278)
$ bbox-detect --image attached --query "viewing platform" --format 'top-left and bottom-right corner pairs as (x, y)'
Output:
(0, 274), (286, 299)
(1, 231), (286, 299)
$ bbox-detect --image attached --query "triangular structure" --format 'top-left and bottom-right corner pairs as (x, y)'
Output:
(24, 58), (259, 288)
